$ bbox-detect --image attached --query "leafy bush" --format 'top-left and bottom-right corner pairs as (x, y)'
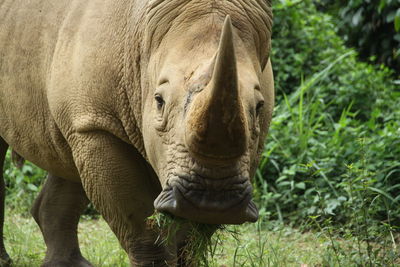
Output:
(315, 0), (400, 73)
(271, 0), (348, 97)
(3, 152), (45, 213)
(256, 0), (400, 227)
(3, 153), (100, 217)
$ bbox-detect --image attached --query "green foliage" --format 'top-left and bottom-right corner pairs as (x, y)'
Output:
(315, 0), (400, 72)
(256, 0), (400, 228)
(3, 152), (45, 213)
(308, 139), (398, 266)
(271, 0), (348, 96)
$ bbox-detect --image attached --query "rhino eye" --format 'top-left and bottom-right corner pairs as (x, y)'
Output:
(256, 100), (264, 117)
(154, 94), (165, 110)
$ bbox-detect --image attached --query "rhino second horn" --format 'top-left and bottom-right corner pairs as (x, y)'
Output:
(185, 16), (247, 162)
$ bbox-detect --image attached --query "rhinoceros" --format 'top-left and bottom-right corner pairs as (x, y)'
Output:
(0, 0), (274, 265)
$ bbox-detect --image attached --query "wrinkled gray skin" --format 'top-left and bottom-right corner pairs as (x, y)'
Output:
(0, 0), (274, 266)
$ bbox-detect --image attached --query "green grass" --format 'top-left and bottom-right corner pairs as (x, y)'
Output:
(5, 209), (398, 266)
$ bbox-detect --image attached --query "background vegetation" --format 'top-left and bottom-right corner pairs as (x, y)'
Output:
(315, 0), (400, 73)
(258, 0), (400, 226)
(2, 0), (399, 266)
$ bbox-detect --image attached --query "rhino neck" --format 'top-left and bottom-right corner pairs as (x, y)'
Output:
(113, 3), (149, 158)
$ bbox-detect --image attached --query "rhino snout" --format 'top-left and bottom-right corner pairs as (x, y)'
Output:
(153, 173), (259, 224)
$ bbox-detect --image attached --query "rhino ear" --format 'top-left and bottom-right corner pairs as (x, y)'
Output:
(261, 42), (271, 71)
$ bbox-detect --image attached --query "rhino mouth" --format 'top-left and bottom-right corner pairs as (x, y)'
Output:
(153, 173), (259, 224)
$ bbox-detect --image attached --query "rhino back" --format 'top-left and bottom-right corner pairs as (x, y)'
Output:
(0, 0), (142, 180)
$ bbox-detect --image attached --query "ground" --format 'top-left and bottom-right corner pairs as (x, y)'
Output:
(4, 209), (362, 267)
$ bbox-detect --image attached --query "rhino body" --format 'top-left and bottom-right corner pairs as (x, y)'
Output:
(0, 0), (274, 265)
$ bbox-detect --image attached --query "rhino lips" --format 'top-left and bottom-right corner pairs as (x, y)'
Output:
(153, 177), (259, 224)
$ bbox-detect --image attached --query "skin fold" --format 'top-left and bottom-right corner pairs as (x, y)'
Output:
(0, 0), (274, 266)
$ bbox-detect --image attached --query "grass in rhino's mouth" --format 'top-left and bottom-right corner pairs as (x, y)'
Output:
(147, 212), (236, 265)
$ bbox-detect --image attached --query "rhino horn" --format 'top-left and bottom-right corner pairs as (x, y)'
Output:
(185, 16), (247, 161)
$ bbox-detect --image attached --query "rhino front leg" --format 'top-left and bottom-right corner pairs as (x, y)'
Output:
(31, 173), (92, 267)
(0, 138), (11, 267)
(71, 132), (177, 266)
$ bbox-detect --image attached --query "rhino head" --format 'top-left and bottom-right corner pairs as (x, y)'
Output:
(141, 6), (273, 224)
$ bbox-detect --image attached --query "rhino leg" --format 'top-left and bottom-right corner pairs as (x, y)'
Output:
(31, 173), (92, 267)
(0, 138), (11, 267)
(70, 132), (177, 266)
